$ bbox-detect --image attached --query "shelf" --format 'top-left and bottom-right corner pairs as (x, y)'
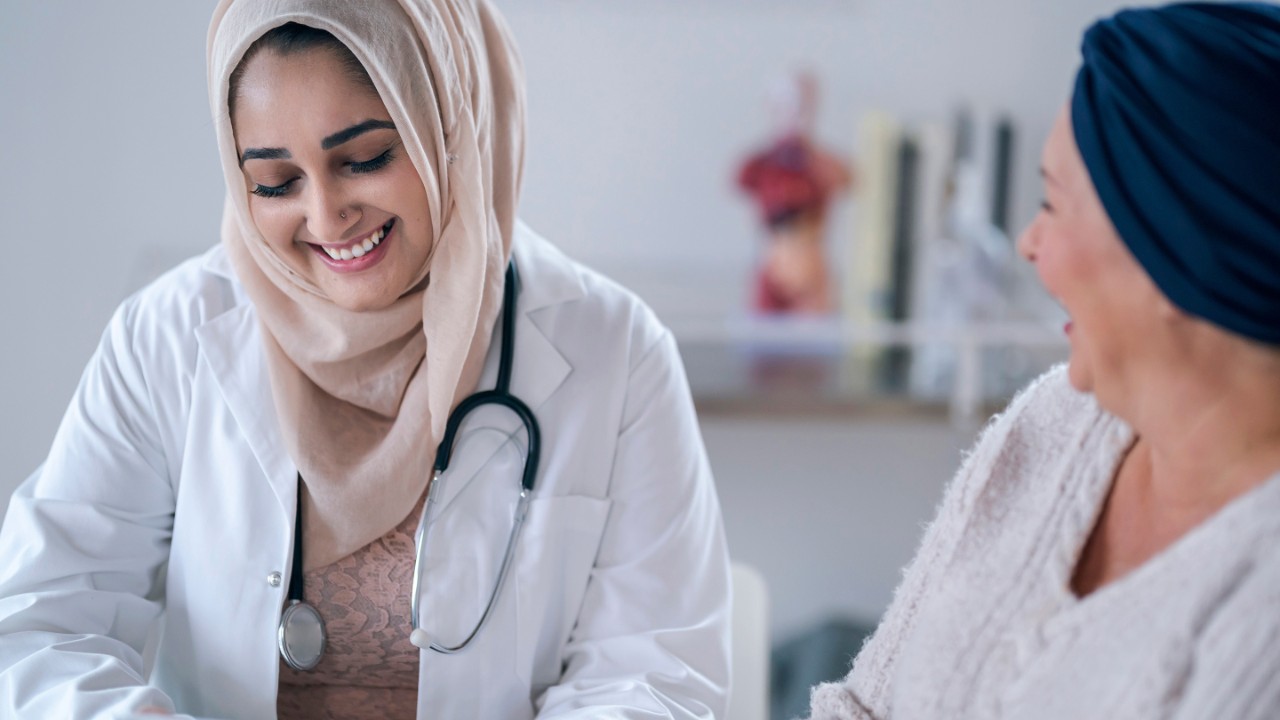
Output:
(674, 317), (1068, 423)
(668, 315), (1068, 349)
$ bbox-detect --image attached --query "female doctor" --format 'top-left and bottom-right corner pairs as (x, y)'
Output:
(0, 1), (731, 718)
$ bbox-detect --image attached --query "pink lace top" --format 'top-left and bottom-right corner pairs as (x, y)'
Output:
(276, 495), (425, 720)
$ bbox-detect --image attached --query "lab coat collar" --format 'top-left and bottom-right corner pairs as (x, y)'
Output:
(508, 219), (586, 312)
(195, 221), (582, 515)
(194, 302), (298, 515)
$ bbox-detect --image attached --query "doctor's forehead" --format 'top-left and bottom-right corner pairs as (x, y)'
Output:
(230, 48), (390, 153)
(228, 22), (381, 135)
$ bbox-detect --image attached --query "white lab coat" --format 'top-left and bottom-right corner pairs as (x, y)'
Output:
(0, 223), (731, 720)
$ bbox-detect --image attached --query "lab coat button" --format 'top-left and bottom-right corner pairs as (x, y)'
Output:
(267, 571), (283, 588)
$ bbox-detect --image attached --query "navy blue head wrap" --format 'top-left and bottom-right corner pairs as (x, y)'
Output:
(1072, 3), (1280, 344)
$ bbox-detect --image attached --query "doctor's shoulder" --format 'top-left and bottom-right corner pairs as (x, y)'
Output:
(107, 245), (244, 359)
(93, 245), (247, 413)
(128, 242), (246, 322)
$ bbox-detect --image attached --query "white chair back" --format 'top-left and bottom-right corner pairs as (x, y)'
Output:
(728, 562), (769, 720)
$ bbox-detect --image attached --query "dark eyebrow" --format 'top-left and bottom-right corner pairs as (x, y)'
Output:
(238, 119), (396, 166)
(239, 147), (291, 165)
(321, 119), (397, 150)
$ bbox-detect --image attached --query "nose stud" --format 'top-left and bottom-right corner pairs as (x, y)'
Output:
(340, 210), (347, 220)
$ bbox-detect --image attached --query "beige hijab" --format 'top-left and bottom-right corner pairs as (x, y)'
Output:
(207, 0), (526, 568)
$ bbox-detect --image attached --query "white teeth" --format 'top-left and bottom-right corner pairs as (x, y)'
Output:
(322, 223), (389, 261)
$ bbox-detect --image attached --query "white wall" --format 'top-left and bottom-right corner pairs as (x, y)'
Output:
(500, 0), (1139, 321)
(1, 1), (224, 515)
(704, 415), (978, 640)
(2, 0), (1154, 639)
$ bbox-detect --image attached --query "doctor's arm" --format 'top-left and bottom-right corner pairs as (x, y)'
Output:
(0, 298), (194, 719)
(535, 330), (732, 720)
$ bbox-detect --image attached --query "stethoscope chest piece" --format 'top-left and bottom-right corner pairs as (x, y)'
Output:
(278, 477), (327, 672)
(279, 599), (326, 671)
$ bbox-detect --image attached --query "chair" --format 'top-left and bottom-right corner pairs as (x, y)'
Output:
(729, 562), (769, 720)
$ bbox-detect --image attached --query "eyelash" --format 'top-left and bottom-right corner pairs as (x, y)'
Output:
(252, 182), (291, 199)
(350, 148), (395, 174)
(250, 149), (396, 198)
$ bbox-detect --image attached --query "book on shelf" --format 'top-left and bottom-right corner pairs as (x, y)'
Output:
(841, 106), (1029, 397)
(882, 133), (918, 390)
(990, 116), (1016, 235)
(844, 110), (900, 344)
(905, 120), (954, 342)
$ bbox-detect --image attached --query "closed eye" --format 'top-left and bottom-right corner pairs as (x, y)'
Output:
(350, 149), (395, 174)
(252, 180), (294, 198)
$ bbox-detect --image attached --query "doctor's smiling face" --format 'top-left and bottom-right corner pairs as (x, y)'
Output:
(230, 33), (434, 312)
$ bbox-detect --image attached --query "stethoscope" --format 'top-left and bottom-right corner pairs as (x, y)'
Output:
(278, 261), (540, 671)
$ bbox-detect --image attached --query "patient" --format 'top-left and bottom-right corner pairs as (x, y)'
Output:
(807, 4), (1280, 718)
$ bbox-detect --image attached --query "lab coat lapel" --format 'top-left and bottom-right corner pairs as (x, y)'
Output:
(194, 301), (296, 516)
(427, 229), (582, 513)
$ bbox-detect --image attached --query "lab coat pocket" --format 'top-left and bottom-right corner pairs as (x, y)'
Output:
(515, 494), (611, 689)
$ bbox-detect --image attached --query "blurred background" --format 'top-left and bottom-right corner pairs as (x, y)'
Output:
(0, 1), (1195, 717)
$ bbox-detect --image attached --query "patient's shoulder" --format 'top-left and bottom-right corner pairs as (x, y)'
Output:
(1004, 363), (1099, 431)
(941, 364), (1116, 517)
(977, 364), (1109, 459)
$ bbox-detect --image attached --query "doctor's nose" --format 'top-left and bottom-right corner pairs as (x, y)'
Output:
(306, 183), (361, 242)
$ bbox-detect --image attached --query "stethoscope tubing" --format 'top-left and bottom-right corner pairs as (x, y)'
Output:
(433, 389), (540, 493)
(410, 262), (540, 651)
(410, 480), (531, 653)
(282, 261), (539, 665)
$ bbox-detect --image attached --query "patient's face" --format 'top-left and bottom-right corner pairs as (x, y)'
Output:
(1016, 106), (1166, 408)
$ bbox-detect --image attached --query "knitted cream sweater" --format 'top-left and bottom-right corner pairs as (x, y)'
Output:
(807, 365), (1280, 720)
